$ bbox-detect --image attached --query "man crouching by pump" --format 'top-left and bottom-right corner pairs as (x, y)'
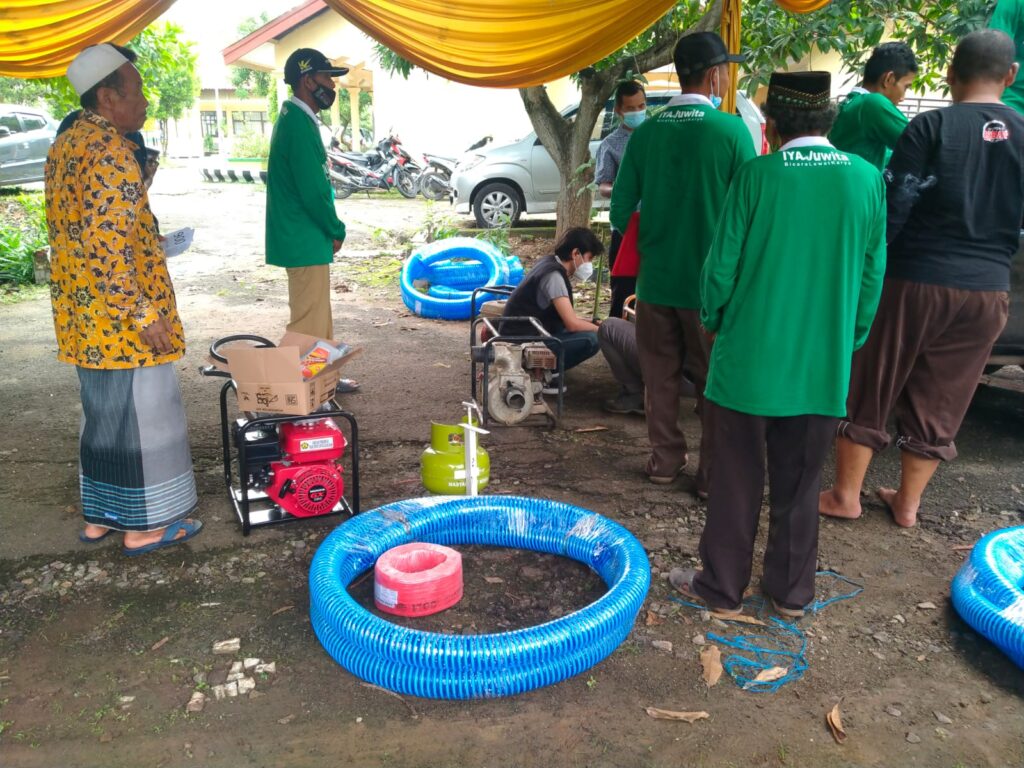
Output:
(501, 227), (605, 394)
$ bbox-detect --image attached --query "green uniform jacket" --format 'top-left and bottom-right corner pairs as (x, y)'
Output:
(265, 99), (346, 268)
(990, 0), (1024, 116)
(610, 98), (756, 309)
(829, 90), (909, 171)
(701, 141), (887, 417)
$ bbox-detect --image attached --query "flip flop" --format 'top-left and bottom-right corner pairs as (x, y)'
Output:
(79, 528), (115, 544)
(668, 567), (743, 618)
(335, 378), (360, 394)
(123, 519), (203, 557)
(758, 579), (806, 619)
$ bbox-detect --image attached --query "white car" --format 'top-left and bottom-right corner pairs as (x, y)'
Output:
(0, 104), (57, 187)
(451, 92), (768, 228)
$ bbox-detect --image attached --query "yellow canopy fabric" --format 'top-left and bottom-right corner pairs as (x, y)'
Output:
(0, 0), (832, 84)
(0, 0), (174, 78)
(323, 0), (681, 87)
(721, 0), (742, 115)
(775, 0), (831, 11)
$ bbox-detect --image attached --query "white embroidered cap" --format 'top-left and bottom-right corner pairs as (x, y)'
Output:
(67, 44), (130, 97)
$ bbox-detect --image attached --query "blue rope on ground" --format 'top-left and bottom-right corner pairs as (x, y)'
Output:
(667, 571), (863, 692)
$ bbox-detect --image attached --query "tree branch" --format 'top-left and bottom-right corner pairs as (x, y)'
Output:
(632, 0), (723, 75)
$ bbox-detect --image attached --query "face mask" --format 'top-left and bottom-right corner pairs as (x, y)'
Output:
(312, 83), (336, 111)
(622, 110), (646, 129)
(574, 259), (594, 282)
(710, 71), (723, 110)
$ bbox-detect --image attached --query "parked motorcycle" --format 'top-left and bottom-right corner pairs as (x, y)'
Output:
(328, 136), (421, 199)
(417, 137), (492, 201)
(418, 154), (456, 201)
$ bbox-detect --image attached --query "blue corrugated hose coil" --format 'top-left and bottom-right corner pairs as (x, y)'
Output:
(400, 238), (509, 320)
(309, 495), (651, 698)
(951, 525), (1024, 669)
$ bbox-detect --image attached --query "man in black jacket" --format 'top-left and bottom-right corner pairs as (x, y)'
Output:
(502, 228), (604, 385)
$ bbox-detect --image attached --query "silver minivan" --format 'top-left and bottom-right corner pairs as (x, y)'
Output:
(451, 92), (767, 228)
(0, 104), (57, 187)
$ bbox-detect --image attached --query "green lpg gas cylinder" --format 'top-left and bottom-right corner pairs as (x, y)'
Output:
(421, 420), (490, 494)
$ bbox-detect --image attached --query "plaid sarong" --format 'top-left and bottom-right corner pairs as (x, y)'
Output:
(77, 363), (197, 531)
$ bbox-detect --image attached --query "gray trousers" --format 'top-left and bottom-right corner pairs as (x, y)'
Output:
(598, 317), (642, 396)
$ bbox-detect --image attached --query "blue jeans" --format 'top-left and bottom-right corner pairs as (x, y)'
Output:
(546, 331), (600, 371)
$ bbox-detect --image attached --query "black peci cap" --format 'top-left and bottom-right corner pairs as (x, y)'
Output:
(284, 48), (349, 85)
(674, 32), (746, 76)
(766, 71), (832, 110)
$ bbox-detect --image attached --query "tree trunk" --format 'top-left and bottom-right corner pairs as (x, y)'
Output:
(517, 1), (721, 237)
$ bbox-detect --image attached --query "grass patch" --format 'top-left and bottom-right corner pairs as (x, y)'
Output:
(0, 193), (47, 285)
(340, 254), (403, 289)
(0, 283), (48, 305)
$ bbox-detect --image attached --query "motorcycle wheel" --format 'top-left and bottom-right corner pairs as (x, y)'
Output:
(419, 170), (450, 201)
(395, 169), (419, 199)
(332, 179), (354, 199)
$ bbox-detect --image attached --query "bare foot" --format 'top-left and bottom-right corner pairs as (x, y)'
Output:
(123, 519), (199, 549)
(876, 488), (918, 528)
(819, 488), (862, 520)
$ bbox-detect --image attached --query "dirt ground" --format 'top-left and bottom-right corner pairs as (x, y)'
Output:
(1, 166), (1023, 768)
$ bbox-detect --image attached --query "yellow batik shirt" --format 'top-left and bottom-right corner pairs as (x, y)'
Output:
(45, 110), (185, 369)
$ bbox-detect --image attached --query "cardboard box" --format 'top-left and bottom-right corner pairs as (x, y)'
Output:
(221, 332), (359, 415)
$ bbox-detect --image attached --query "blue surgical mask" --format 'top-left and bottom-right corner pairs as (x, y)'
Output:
(710, 71), (723, 110)
(622, 110), (647, 129)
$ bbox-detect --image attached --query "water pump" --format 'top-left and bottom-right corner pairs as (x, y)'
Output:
(236, 418), (347, 517)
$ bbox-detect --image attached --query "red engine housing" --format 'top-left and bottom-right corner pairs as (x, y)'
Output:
(278, 419), (346, 462)
(266, 419), (346, 517)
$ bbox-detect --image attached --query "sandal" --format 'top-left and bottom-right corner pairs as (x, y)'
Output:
(647, 454), (688, 485)
(759, 580), (806, 619)
(124, 519), (203, 557)
(79, 527), (115, 544)
(668, 567), (742, 618)
(335, 378), (360, 394)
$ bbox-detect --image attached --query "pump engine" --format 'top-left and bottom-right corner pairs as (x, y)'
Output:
(234, 418), (346, 517)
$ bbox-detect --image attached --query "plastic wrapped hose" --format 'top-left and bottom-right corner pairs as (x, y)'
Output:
(427, 255), (524, 289)
(400, 238), (509, 320)
(951, 525), (1024, 669)
(309, 496), (651, 698)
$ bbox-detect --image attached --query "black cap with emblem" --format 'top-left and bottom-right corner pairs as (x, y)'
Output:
(284, 48), (349, 86)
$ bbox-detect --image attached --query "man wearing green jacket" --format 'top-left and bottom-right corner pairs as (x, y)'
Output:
(829, 42), (918, 170)
(990, 0), (1024, 115)
(610, 32), (755, 496)
(266, 48), (348, 340)
(669, 72), (886, 618)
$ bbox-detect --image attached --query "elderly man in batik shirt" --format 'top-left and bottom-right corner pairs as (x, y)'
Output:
(45, 43), (201, 556)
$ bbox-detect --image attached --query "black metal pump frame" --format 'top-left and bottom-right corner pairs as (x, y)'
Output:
(216, 380), (360, 536)
(469, 285), (564, 428)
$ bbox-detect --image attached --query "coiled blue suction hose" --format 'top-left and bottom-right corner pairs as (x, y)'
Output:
(951, 525), (1024, 669)
(309, 496), (651, 698)
(400, 238), (509, 320)
(427, 255), (524, 289)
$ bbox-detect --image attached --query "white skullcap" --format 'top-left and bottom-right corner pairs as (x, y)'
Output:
(67, 44), (130, 97)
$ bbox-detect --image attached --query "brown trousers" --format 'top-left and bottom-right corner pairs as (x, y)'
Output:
(285, 264), (333, 340)
(694, 402), (838, 611)
(635, 300), (711, 490)
(842, 279), (1008, 461)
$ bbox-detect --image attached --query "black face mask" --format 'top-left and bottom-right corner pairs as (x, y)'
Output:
(312, 83), (336, 111)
